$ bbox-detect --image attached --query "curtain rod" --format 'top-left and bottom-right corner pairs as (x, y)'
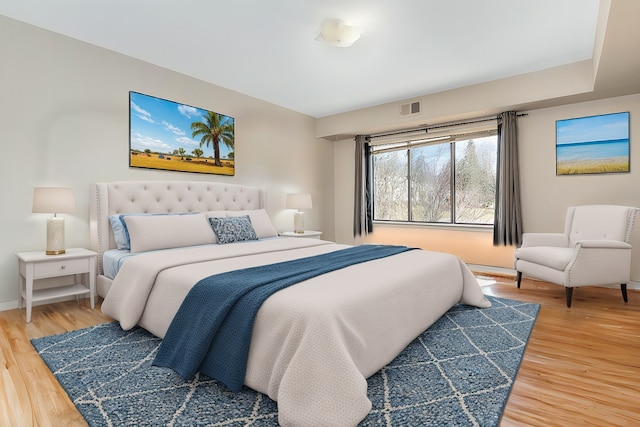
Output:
(370, 112), (528, 139)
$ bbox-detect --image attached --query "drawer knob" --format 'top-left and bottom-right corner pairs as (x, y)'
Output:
(60, 265), (66, 270)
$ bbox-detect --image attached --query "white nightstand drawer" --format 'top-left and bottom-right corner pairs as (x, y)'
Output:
(32, 257), (90, 278)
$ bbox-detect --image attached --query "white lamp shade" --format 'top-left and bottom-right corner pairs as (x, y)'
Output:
(286, 193), (312, 210)
(32, 187), (76, 214)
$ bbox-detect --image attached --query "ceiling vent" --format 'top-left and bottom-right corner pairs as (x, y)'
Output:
(400, 101), (421, 116)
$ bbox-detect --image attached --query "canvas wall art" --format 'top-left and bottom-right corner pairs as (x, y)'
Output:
(129, 92), (235, 176)
(556, 112), (629, 175)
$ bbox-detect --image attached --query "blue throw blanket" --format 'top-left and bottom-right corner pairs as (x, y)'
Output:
(153, 244), (413, 391)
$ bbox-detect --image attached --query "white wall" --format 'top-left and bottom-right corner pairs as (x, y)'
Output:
(333, 93), (640, 283)
(0, 16), (334, 306)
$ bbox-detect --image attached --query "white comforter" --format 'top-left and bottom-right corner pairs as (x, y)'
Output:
(102, 238), (491, 427)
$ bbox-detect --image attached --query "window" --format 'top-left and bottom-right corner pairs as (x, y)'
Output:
(371, 127), (497, 226)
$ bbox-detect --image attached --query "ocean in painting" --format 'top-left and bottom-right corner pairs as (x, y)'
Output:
(556, 138), (629, 163)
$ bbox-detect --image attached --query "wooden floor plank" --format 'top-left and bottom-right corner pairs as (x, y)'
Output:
(0, 278), (639, 426)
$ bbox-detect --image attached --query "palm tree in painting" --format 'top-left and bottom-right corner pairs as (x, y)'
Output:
(191, 111), (234, 167)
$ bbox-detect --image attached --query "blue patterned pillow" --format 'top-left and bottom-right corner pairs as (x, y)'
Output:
(208, 215), (258, 244)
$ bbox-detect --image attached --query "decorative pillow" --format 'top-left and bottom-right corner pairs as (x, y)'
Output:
(226, 209), (278, 239)
(125, 213), (216, 253)
(208, 215), (258, 244)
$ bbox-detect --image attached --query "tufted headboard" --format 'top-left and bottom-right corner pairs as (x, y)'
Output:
(89, 180), (266, 275)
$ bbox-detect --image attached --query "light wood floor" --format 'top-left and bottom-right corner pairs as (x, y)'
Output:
(1, 277), (639, 426)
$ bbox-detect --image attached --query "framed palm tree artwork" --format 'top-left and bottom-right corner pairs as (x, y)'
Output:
(129, 91), (235, 176)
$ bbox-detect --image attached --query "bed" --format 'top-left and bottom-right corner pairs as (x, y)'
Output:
(89, 180), (491, 427)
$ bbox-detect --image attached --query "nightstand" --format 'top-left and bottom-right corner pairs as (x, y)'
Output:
(279, 230), (322, 239)
(16, 248), (96, 322)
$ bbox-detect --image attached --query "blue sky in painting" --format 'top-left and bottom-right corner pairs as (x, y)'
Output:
(556, 112), (629, 146)
(129, 92), (233, 158)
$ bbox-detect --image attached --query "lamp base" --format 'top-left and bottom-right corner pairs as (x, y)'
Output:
(46, 217), (66, 255)
(294, 211), (305, 234)
(46, 249), (66, 255)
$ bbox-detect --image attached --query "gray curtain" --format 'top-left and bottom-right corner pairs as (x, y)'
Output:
(354, 135), (373, 236)
(493, 111), (523, 246)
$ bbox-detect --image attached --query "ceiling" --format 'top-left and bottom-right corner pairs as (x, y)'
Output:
(0, 0), (622, 118)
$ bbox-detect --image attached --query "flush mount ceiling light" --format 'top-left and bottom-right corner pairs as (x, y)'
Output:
(315, 19), (361, 47)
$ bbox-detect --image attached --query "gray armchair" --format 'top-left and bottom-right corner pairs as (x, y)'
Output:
(514, 205), (638, 307)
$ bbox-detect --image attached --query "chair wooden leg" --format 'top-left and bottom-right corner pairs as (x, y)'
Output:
(621, 284), (628, 303)
(516, 271), (522, 289)
(565, 287), (573, 308)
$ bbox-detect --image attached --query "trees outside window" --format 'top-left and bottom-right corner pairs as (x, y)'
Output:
(372, 135), (497, 225)
(371, 150), (408, 221)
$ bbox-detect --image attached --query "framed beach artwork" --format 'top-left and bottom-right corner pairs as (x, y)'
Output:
(129, 91), (235, 176)
(556, 112), (630, 175)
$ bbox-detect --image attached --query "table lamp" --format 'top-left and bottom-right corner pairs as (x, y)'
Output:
(32, 187), (76, 255)
(286, 193), (312, 234)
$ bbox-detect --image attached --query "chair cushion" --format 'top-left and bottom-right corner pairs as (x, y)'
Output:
(515, 246), (574, 271)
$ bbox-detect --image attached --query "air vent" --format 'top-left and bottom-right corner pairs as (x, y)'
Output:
(400, 101), (421, 116)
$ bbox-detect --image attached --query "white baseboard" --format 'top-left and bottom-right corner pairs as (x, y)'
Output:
(0, 300), (19, 312)
(468, 264), (640, 290)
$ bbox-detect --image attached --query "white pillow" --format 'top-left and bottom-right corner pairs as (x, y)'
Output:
(124, 213), (216, 253)
(226, 209), (278, 238)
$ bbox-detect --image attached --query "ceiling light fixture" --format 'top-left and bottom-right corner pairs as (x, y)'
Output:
(315, 19), (360, 47)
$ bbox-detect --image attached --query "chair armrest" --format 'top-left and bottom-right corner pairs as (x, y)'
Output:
(521, 233), (568, 248)
(565, 240), (633, 286)
(575, 240), (632, 250)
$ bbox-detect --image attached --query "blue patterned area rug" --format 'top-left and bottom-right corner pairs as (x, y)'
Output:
(31, 296), (538, 426)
